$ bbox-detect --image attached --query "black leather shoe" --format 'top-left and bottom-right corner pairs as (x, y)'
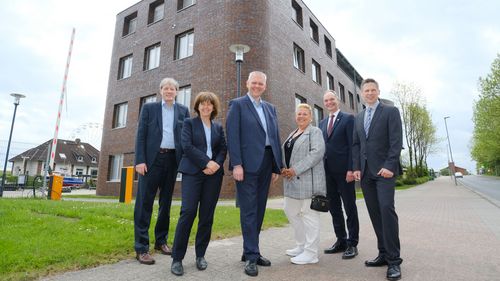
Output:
(387, 265), (401, 280)
(196, 257), (208, 270)
(241, 255), (271, 266)
(365, 256), (388, 267)
(342, 246), (358, 259)
(171, 261), (184, 276)
(244, 260), (258, 277)
(324, 241), (347, 254)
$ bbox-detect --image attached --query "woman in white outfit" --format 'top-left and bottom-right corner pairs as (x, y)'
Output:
(281, 103), (326, 264)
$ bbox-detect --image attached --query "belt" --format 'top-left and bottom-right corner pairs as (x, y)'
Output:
(159, 148), (176, 154)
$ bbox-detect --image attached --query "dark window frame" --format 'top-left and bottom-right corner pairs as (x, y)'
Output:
(291, 0), (303, 27)
(148, 0), (165, 25)
(310, 19), (319, 43)
(293, 43), (305, 72)
(324, 36), (332, 58)
(122, 12), (138, 37)
(312, 59), (321, 85)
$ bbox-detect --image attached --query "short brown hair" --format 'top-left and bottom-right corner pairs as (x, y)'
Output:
(361, 78), (379, 90)
(193, 91), (220, 120)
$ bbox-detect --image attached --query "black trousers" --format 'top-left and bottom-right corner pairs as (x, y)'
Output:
(236, 148), (273, 262)
(361, 169), (402, 265)
(325, 168), (359, 247)
(134, 151), (177, 253)
(171, 172), (223, 261)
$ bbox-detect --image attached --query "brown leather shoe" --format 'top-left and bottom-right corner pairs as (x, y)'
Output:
(154, 244), (172, 255)
(136, 252), (155, 265)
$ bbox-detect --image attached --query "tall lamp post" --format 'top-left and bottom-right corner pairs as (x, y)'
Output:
(0, 93), (26, 197)
(229, 44), (250, 97)
(229, 44), (250, 207)
(444, 116), (456, 183)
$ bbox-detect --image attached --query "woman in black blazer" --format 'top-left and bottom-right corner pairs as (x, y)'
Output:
(171, 92), (227, 276)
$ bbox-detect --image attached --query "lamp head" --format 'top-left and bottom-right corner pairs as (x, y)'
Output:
(10, 93), (26, 105)
(229, 44), (250, 62)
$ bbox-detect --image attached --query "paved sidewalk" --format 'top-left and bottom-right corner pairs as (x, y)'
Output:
(42, 177), (500, 281)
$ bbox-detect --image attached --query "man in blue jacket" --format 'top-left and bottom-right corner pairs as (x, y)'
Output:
(226, 71), (282, 277)
(133, 77), (190, 265)
(320, 90), (359, 259)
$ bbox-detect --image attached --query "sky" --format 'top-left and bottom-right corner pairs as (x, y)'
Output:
(0, 0), (499, 174)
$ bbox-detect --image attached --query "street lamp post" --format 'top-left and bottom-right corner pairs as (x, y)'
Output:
(444, 116), (456, 184)
(0, 93), (26, 197)
(229, 44), (250, 97)
(229, 44), (250, 207)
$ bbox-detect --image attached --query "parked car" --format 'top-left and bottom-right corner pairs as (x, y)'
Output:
(454, 172), (463, 178)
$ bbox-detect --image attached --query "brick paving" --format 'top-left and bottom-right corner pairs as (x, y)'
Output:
(42, 177), (500, 281)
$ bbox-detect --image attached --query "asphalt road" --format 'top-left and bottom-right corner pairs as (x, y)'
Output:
(458, 175), (500, 205)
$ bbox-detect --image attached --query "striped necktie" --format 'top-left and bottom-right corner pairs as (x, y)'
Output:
(364, 107), (373, 137)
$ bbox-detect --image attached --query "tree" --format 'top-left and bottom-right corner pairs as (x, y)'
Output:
(471, 54), (500, 175)
(391, 82), (438, 177)
(391, 82), (422, 177)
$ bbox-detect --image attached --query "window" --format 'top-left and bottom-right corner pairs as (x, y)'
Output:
(91, 157), (97, 163)
(293, 43), (305, 72)
(144, 43), (161, 70)
(177, 0), (195, 10)
(310, 19), (319, 43)
(75, 168), (84, 176)
(313, 105), (323, 126)
(291, 0), (303, 27)
(327, 72), (334, 90)
(148, 0), (164, 24)
(59, 153), (67, 160)
(324, 36), (332, 58)
(357, 94), (361, 109)
(175, 30), (194, 60)
(113, 102), (128, 128)
(295, 94), (306, 108)
(123, 12), (137, 36)
(348, 91), (354, 109)
(90, 169), (98, 177)
(176, 86), (192, 109)
(339, 83), (346, 103)
(77, 155), (84, 162)
(312, 59), (321, 84)
(108, 154), (123, 181)
(118, 54), (133, 79)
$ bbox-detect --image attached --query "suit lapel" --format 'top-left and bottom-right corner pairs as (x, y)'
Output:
(194, 117), (207, 151)
(368, 103), (384, 138)
(244, 95), (265, 131)
(173, 103), (179, 130)
(360, 110), (367, 139)
(156, 102), (162, 130)
(327, 111), (342, 140)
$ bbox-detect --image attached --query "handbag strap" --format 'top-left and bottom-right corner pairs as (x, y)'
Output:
(309, 129), (315, 195)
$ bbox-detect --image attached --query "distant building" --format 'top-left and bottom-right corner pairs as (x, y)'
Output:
(98, 0), (364, 197)
(9, 138), (99, 178)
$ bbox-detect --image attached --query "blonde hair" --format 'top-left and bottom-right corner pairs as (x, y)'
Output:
(296, 103), (312, 115)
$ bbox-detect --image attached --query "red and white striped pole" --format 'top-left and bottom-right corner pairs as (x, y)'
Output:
(42, 28), (75, 196)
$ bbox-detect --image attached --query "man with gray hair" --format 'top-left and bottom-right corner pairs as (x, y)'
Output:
(226, 71), (282, 277)
(134, 77), (190, 265)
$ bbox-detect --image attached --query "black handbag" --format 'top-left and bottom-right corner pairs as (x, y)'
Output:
(307, 130), (330, 212)
(310, 194), (330, 212)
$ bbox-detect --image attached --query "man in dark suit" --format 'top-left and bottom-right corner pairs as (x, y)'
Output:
(320, 90), (359, 259)
(134, 77), (190, 265)
(226, 71), (282, 277)
(352, 78), (403, 281)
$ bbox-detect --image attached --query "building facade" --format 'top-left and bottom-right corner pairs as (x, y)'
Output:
(97, 0), (364, 197)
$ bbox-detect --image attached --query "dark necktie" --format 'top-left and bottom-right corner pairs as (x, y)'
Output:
(327, 114), (335, 136)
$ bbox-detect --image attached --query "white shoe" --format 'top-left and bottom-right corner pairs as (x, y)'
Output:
(290, 252), (319, 265)
(286, 247), (304, 257)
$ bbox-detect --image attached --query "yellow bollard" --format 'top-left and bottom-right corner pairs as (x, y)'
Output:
(48, 175), (63, 200)
(119, 166), (134, 203)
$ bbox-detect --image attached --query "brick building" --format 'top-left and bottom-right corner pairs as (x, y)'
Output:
(97, 0), (364, 197)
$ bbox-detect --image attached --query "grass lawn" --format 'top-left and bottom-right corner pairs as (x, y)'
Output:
(0, 199), (288, 281)
(62, 194), (119, 199)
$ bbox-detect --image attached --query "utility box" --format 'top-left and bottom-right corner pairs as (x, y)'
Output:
(48, 175), (63, 200)
(119, 167), (134, 203)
